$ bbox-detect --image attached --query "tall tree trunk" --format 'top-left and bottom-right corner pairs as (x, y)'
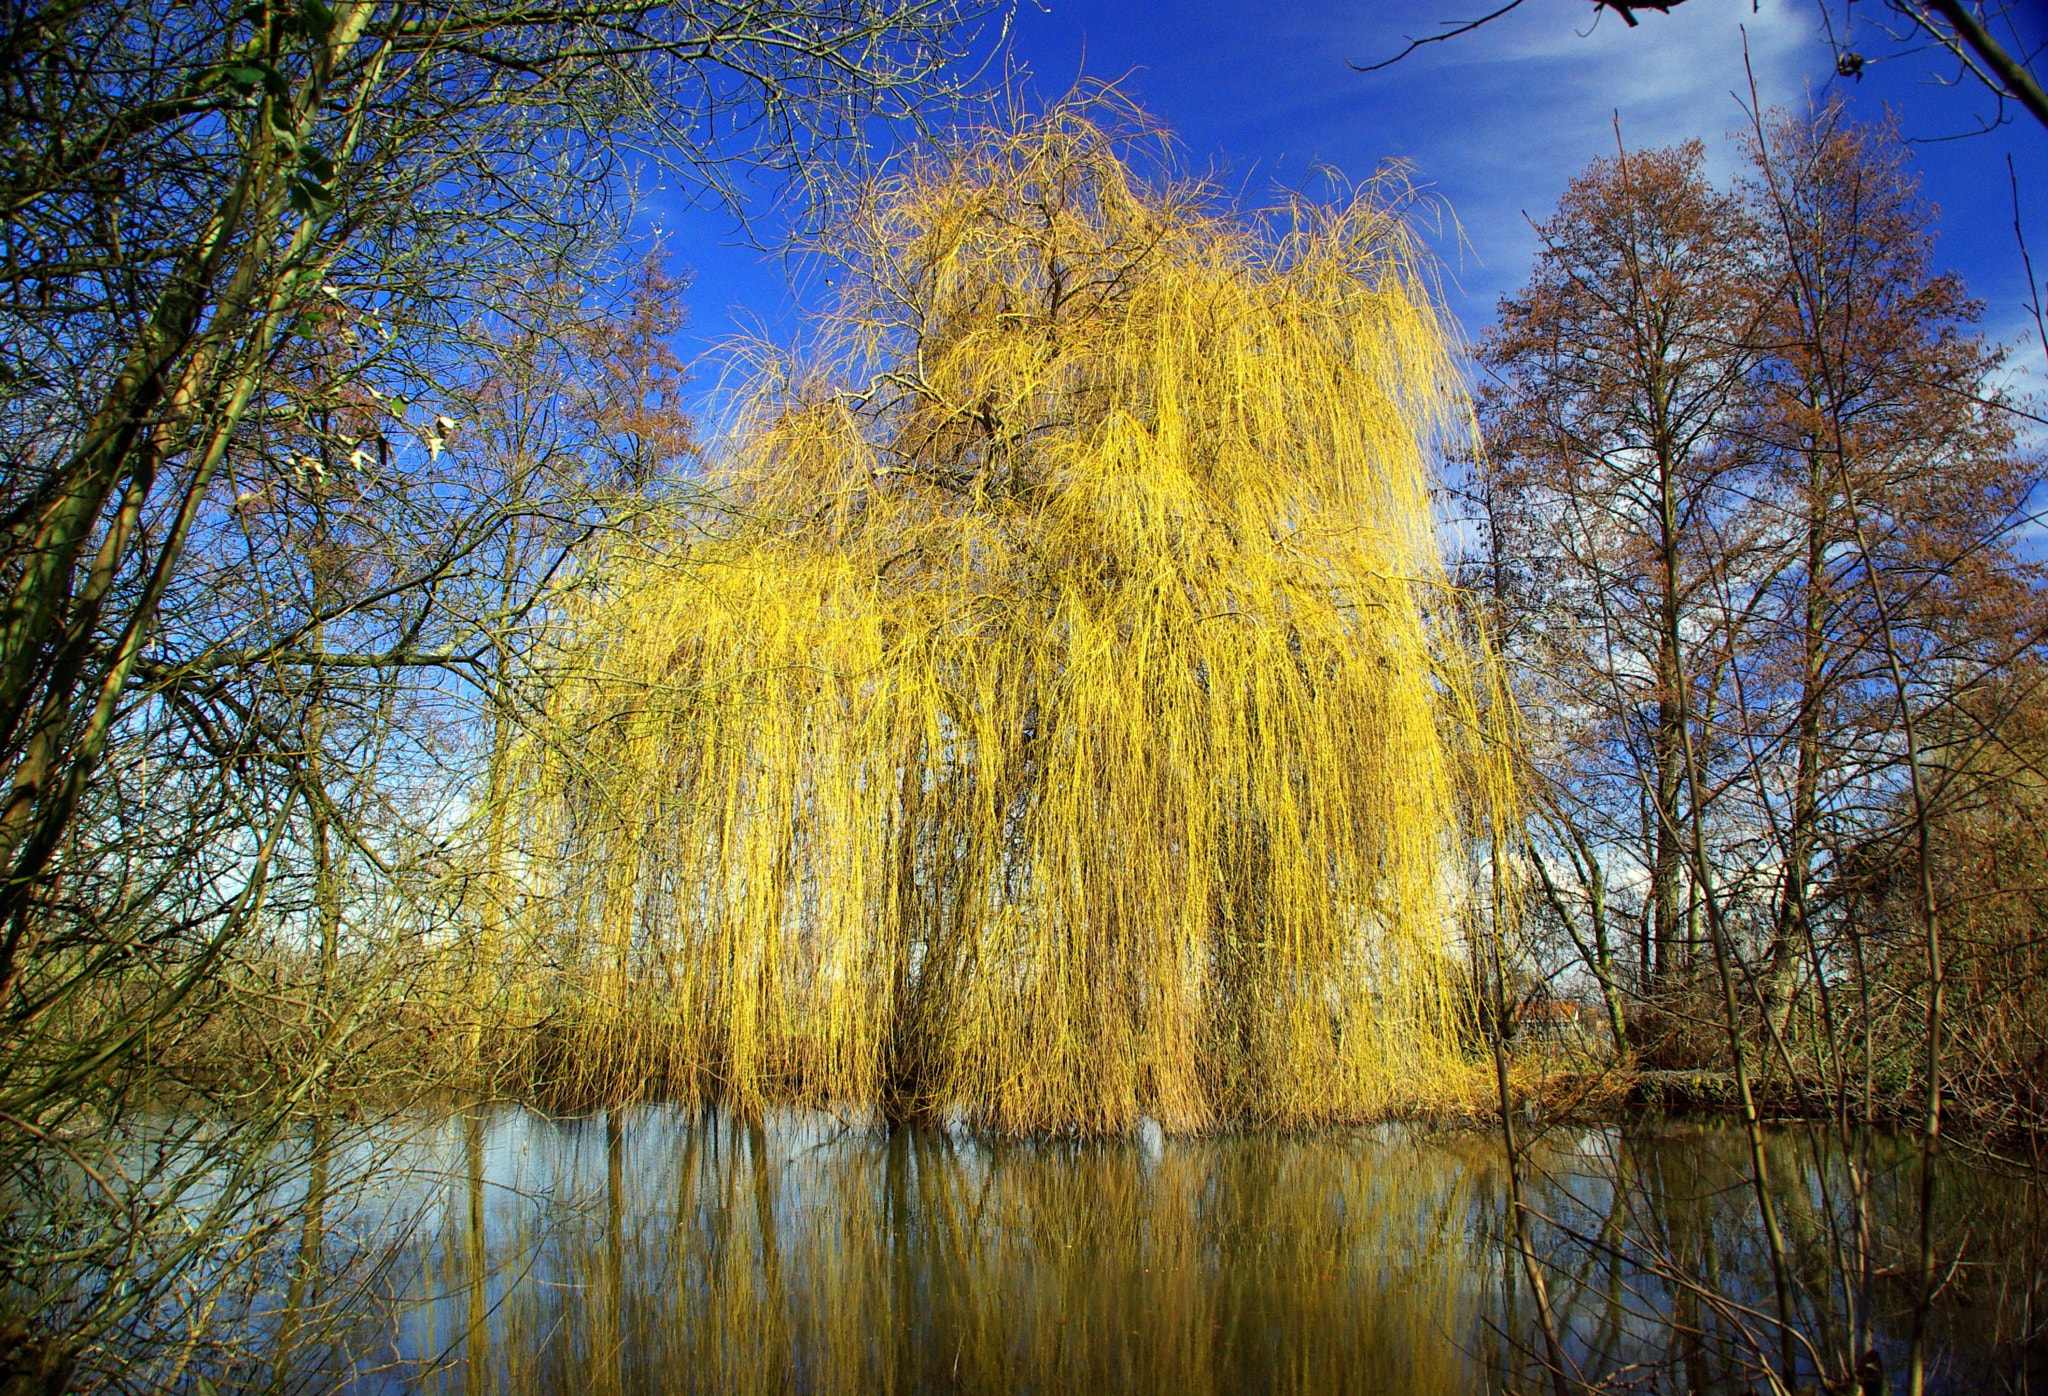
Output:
(1651, 418), (1689, 1008)
(1767, 448), (1832, 1041)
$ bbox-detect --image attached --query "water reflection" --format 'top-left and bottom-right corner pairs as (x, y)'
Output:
(290, 1110), (2040, 1394)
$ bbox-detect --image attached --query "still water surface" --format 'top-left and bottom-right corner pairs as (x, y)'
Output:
(274, 1107), (2042, 1394)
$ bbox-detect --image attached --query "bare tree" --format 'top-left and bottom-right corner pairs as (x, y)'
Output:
(0, 0), (990, 1384)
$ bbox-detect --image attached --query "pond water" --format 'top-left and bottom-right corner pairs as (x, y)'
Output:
(257, 1107), (2042, 1395)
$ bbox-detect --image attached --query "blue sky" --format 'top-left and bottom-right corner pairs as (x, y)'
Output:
(649, 0), (2048, 405)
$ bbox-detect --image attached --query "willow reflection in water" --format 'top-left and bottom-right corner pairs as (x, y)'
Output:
(332, 1110), (2037, 1396)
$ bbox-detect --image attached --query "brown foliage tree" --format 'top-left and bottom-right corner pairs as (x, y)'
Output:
(1472, 99), (2045, 1396)
(1477, 138), (1767, 1039)
(1742, 101), (2041, 1046)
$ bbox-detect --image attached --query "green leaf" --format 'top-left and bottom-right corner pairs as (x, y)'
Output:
(222, 61), (288, 100)
(299, 146), (334, 183)
(288, 175), (335, 218)
(295, 0), (335, 38)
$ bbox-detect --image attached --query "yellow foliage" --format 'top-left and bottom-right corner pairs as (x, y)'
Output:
(520, 97), (1509, 1132)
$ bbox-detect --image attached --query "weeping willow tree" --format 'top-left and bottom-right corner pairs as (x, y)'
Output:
(520, 99), (1511, 1133)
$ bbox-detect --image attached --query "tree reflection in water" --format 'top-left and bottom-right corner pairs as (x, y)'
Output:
(261, 1109), (2040, 1395)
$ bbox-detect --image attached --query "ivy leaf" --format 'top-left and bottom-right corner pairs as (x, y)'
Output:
(222, 61), (289, 100)
(288, 174), (335, 218)
(295, 0), (336, 39)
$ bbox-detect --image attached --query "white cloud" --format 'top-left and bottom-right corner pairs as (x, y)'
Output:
(1189, 0), (1829, 322)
